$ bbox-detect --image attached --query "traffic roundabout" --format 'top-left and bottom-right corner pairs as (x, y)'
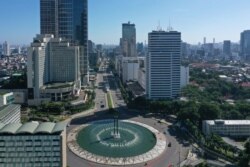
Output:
(67, 119), (166, 166)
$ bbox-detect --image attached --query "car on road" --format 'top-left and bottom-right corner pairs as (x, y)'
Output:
(168, 142), (172, 147)
(100, 104), (105, 108)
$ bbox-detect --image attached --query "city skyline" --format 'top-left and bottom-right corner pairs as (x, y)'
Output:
(1, 0), (250, 45)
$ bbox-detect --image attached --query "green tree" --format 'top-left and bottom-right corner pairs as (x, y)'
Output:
(177, 101), (200, 125)
(198, 103), (221, 121)
(238, 140), (250, 166)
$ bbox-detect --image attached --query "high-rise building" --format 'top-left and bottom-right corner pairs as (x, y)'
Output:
(27, 34), (81, 105)
(240, 30), (250, 61)
(203, 37), (206, 45)
(223, 40), (231, 56)
(121, 22), (136, 57)
(146, 30), (181, 100)
(0, 121), (67, 166)
(27, 34), (53, 101)
(2, 41), (10, 56)
(40, 0), (58, 36)
(181, 42), (188, 58)
(49, 38), (81, 83)
(40, 0), (88, 84)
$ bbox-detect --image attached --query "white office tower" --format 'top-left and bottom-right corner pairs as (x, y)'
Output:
(121, 22), (136, 57)
(27, 34), (53, 101)
(122, 57), (139, 83)
(180, 65), (189, 88)
(27, 34), (81, 105)
(146, 30), (181, 99)
(2, 41), (10, 56)
(49, 38), (81, 83)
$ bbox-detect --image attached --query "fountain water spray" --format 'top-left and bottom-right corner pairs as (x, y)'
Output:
(111, 115), (120, 139)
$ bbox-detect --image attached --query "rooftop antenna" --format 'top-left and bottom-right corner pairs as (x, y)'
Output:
(157, 20), (162, 31)
(167, 18), (173, 31)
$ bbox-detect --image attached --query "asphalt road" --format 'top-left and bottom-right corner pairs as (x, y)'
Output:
(67, 65), (191, 167)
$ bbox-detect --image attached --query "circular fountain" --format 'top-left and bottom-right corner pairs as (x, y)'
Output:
(67, 117), (166, 166)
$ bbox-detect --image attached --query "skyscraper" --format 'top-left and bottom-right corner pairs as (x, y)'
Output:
(40, 0), (58, 36)
(240, 30), (250, 61)
(146, 30), (181, 99)
(2, 41), (10, 56)
(223, 40), (231, 56)
(121, 22), (136, 57)
(40, 0), (88, 84)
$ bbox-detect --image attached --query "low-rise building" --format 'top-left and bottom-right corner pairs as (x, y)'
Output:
(202, 120), (250, 137)
(0, 92), (14, 106)
(0, 122), (67, 167)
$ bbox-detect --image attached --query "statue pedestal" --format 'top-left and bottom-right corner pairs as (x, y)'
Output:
(111, 131), (120, 139)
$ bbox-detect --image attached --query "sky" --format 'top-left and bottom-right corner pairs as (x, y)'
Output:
(0, 0), (250, 45)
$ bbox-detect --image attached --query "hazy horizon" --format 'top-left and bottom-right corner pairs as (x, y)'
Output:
(0, 0), (250, 45)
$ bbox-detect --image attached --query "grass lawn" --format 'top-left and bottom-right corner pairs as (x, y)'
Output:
(107, 92), (113, 109)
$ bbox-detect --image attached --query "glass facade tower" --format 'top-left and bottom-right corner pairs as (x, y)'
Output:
(240, 30), (250, 61)
(40, 0), (58, 37)
(121, 22), (136, 57)
(40, 0), (88, 84)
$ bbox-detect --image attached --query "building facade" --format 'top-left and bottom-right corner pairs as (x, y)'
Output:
(27, 34), (81, 105)
(240, 30), (250, 61)
(223, 40), (231, 57)
(49, 38), (81, 82)
(40, 0), (88, 85)
(2, 41), (10, 56)
(0, 122), (66, 167)
(180, 65), (189, 88)
(138, 68), (146, 90)
(202, 120), (250, 137)
(146, 30), (181, 99)
(122, 57), (139, 83)
(40, 0), (58, 37)
(0, 92), (14, 106)
(121, 22), (136, 57)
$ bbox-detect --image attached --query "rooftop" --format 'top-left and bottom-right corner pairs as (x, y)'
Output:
(0, 121), (66, 134)
(43, 82), (74, 89)
(0, 104), (20, 119)
(205, 120), (250, 125)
